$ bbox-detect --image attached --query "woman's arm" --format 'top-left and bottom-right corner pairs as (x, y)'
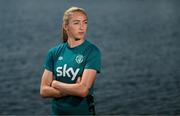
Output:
(40, 69), (67, 98)
(51, 69), (97, 97)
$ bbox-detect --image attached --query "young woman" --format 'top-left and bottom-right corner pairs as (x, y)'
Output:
(40, 7), (101, 115)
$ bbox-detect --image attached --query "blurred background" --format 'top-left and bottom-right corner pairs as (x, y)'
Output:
(0, 0), (180, 115)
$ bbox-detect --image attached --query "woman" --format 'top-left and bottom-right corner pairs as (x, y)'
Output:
(40, 6), (101, 115)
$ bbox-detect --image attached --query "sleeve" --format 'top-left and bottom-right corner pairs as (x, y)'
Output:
(85, 47), (101, 73)
(43, 48), (54, 72)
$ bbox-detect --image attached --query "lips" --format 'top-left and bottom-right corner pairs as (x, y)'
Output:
(78, 32), (84, 35)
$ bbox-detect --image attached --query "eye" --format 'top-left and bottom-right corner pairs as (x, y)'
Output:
(74, 22), (79, 24)
(85, 21), (88, 24)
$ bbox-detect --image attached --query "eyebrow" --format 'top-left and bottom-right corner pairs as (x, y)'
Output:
(72, 19), (88, 22)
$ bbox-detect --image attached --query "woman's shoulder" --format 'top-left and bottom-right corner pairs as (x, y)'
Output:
(86, 40), (101, 53)
(48, 43), (66, 54)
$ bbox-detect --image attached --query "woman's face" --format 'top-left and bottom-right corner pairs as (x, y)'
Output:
(65, 12), (87, 40)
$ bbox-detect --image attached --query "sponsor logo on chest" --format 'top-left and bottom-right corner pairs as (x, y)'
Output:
(56, 64), (80, 81)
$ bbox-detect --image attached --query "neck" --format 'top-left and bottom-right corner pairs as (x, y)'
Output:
(67, 38), (85, 48)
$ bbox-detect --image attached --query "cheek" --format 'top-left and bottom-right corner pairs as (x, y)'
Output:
(69, 25), (78, 30)
(84, 25), (88, 29)
(68, 26), (76, 32)
(68, 27), (78, 35)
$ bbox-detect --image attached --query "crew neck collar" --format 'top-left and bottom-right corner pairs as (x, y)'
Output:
(66, 40), (87, 50)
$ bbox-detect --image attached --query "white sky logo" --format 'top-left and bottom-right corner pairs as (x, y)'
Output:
(56, 64), (80, 81)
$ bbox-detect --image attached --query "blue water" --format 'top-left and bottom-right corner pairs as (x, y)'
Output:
(0, 0), (180, 115)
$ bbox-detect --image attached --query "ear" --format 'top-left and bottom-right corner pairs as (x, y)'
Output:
(63, 24), (68, 32)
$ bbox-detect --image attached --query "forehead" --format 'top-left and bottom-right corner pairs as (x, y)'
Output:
(69, 12), (87, 21)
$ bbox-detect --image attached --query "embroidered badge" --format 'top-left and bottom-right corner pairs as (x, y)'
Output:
(75, 55), (84, 64)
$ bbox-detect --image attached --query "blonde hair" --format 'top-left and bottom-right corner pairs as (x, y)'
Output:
(61, 6), (88, 42)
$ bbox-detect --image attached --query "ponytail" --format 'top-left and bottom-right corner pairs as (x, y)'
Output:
(62, 26), (68, 43)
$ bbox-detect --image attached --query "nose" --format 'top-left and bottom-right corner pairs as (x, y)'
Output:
(79, 22), (86, 30)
